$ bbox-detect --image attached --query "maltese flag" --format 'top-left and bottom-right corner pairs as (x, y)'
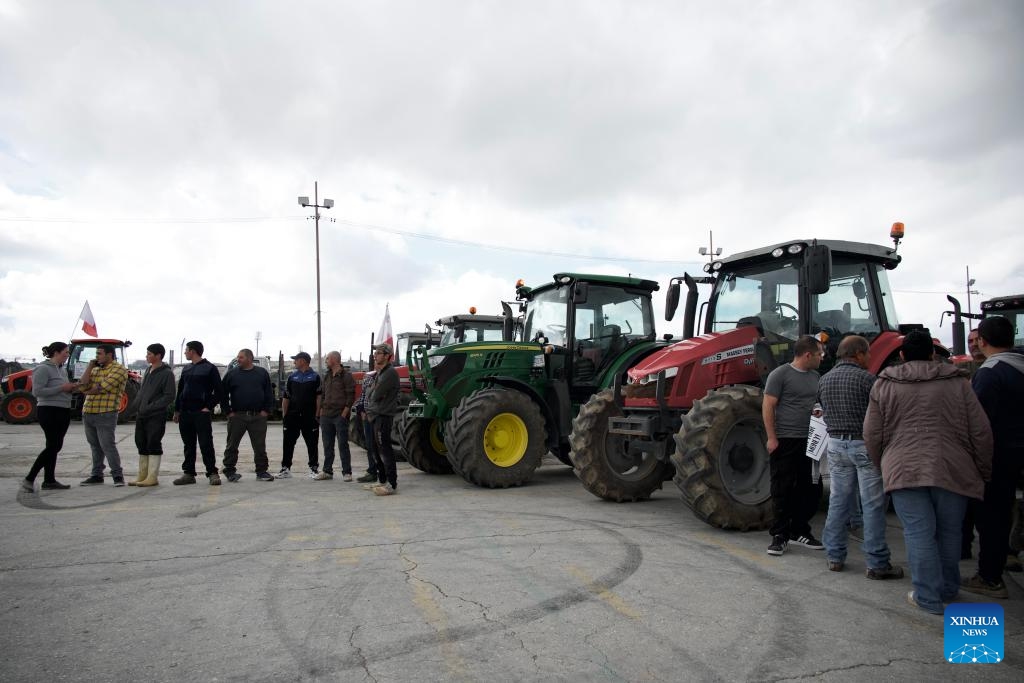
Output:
(377, 304), (394, 351)
(79, 301), (98, 337)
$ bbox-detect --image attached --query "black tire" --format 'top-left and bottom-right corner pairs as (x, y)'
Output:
(1, 390), (37, 424)
(118, 380), (140, 424)
(671, 385), (773, 531)
(349, 412), (366, 448)
(445, 388), (547, 488)
(399, 412), (454, 474)
(569, 390), (674, 502)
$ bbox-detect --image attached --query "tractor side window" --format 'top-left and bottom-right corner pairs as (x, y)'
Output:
(811, 262), (881, 337)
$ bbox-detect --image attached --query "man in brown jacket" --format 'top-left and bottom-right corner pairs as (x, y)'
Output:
(863, 329), (992, 615)
(315, 351), (356, 481)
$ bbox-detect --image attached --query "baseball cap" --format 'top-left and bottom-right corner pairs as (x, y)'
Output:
(291, 351), (312, 362)
(373, 343), (393, 355)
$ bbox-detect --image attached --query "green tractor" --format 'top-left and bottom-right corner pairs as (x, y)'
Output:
(402, 273), (671, 490)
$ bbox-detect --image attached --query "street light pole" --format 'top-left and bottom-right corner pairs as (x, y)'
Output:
(298, 182), (334, 374)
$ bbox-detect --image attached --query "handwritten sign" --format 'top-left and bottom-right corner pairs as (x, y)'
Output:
(806, 415), (828, 461)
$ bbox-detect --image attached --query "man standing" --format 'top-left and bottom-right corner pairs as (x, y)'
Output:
(962, 315), (1024, 599)
(818, 336), (902, 579)
(967, 328), (986, 363)
(79, 344), (130, 486)
(763, 335), (825, 556)
(173, 341), (224, 486)
(278, 351), (322, 479)
(864, 329), (991, 614)
(130, 343), (176, 487)
(354, 369), (380, 484)
(367, 343), (400, 496)
(316, 351), (356, 482)
(221, 349), (276, 482)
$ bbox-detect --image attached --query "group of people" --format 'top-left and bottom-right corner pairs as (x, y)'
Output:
(761, 317), (1023, 614)
(21, 340), (402, 497)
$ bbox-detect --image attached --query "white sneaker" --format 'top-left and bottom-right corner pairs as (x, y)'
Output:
(308, 468), (319, 479)
(342, 473), (353, 482)
(276, 467), (292, 479)
(362, 481), (383, 490)
(313, 471), (333, 481)
(372, 483), (395, 496)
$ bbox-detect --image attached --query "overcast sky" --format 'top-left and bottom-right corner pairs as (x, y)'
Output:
(2, 0), (1022, 365)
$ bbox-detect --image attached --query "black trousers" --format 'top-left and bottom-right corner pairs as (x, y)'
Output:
(769, 437), (820, 538)
(179, 411), (218, 476)
(135, 413), (168, 455)
(372, 415), (397, 488)
(282, 412), (319, 470)
(360, 410), (378, 476)
(976, 447), (1024, 582)
(28, 406), (71, 482)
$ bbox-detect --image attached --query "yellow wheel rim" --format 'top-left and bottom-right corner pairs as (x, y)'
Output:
(483, 412), (528, 467)
(429, 420), (447, 455)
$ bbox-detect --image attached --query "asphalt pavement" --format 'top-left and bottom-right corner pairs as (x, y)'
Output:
(1, 420), (1022, 682)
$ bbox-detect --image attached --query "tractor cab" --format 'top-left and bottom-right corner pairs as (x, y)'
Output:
(435, 311), (510, 347)
(980, 295), (1024, 348)
(692, 239), (907, 374)
(520, 273), (658, 398)
(68, 338), (135, 382)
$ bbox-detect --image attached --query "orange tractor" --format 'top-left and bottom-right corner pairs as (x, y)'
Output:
(0, 338), (142, 424)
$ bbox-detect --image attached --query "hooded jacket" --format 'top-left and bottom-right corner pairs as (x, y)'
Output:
(972, 350), (1024, 451)
(137, 362), (176, 418)
(863, 360), (992, 499)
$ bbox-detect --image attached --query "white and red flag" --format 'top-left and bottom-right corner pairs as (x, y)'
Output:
(79, 301), (98, 337)
(377, 304), (394, 351)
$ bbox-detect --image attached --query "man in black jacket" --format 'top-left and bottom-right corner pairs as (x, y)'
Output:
(221, 348), (276, 482)
(367, 343), (400, 496)
(278, 352), (322, 479)
(173, 341), (224, 486)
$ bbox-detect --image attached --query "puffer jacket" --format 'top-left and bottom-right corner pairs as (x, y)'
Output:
(864, 360), (992, 499)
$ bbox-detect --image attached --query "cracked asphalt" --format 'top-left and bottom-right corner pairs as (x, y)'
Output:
(1, 421), (1022, 682)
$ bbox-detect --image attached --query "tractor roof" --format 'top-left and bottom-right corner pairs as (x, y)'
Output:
(435, 314), (505, 326)
(70, 338), (130, 346)
(981, 294), (1024, 311)
(721, 239), (901, 270)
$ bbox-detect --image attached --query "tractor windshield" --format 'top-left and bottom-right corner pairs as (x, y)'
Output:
(524, 283), (654, 349)
(524, 287), (571, 345)
(710, 258), (896, 342)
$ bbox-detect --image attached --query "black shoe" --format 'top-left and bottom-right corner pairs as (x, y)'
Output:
(356, 472), (377, 483)
(208, 473), (222, 486)
(256, 471), (275, 481)
(767, 535), (788, 556)
(226, 472), (242, 483)
(173, 473), (197, 485)
(866, 564), (905, 580)
(113, 477), (126, 487)
(41, 481), (71, 490)
(790, 533), (824, 550)
(80, 476), (104, 486)
(20, 479), (34, 493)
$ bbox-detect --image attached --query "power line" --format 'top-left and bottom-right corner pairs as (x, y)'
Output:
(0, 215), (701, 266)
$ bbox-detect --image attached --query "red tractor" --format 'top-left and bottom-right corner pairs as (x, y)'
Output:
(0, 338), (142, 424)
(569, 227), (946, 530)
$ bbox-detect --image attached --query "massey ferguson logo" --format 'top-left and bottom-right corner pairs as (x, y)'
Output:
(701, 344), (755, 366)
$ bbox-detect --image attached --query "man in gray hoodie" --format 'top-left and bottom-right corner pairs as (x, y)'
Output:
(131, 343), (176, 486)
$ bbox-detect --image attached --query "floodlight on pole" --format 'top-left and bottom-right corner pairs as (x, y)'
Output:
(298, 181), (334, 374)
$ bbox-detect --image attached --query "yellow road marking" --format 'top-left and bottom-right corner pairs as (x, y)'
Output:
(565, 565), (641, 619)
(691, 531), (775, 568)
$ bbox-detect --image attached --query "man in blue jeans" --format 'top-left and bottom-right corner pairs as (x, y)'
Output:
(315, 351), (356, 481)
(818, 335), (903, 579)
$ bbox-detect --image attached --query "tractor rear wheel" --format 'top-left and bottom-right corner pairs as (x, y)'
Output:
(1, 390), (37, 424)
(349, 412), (366, 448)
(671, 385), (773, 531)
(570, 390), (674, 502)
(445, 388), (547, 488)
(400, 412), (454, 474)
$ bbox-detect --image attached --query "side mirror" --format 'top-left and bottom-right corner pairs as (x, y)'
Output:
(665, 281), (681, 321)
(573, 281), (589, 304)
(803, 244), (832, 295)
(852, 280), (866, 300)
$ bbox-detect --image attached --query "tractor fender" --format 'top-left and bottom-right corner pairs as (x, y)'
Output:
(477, 375), (560, 451)
(594, 340), (668, 389)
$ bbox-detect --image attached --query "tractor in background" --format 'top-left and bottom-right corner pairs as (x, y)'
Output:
(569, 225), (948, 529)
(403, 274), (670, 488)
(1, 338), (142, 424)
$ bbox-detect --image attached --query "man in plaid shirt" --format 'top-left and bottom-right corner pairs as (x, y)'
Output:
(818, 335), (903, 579)
(78, 344), (130, 486)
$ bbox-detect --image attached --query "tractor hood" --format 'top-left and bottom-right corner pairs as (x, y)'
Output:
(627, 327), (761, 384)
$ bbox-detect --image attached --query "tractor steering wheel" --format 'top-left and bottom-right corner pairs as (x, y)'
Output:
(774, 302), (799, 319)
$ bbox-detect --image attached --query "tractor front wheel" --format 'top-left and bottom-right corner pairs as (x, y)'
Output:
(399, 412), (454, 474)
(1, 390), (37, 424)
(445, 388), (547, 488)
(671, 385), (773, 531)
(570, 390), (674, 502)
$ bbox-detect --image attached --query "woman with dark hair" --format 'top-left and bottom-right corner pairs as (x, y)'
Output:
(21, 342), (77, 492)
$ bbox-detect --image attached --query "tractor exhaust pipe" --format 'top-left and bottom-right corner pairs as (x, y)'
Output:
(682, 273), (699, 340)
(501, 301), (514, 342)
(945, 295), (966, 356)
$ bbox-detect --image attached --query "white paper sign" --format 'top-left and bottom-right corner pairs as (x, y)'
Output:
(806, 415), (828, 461)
